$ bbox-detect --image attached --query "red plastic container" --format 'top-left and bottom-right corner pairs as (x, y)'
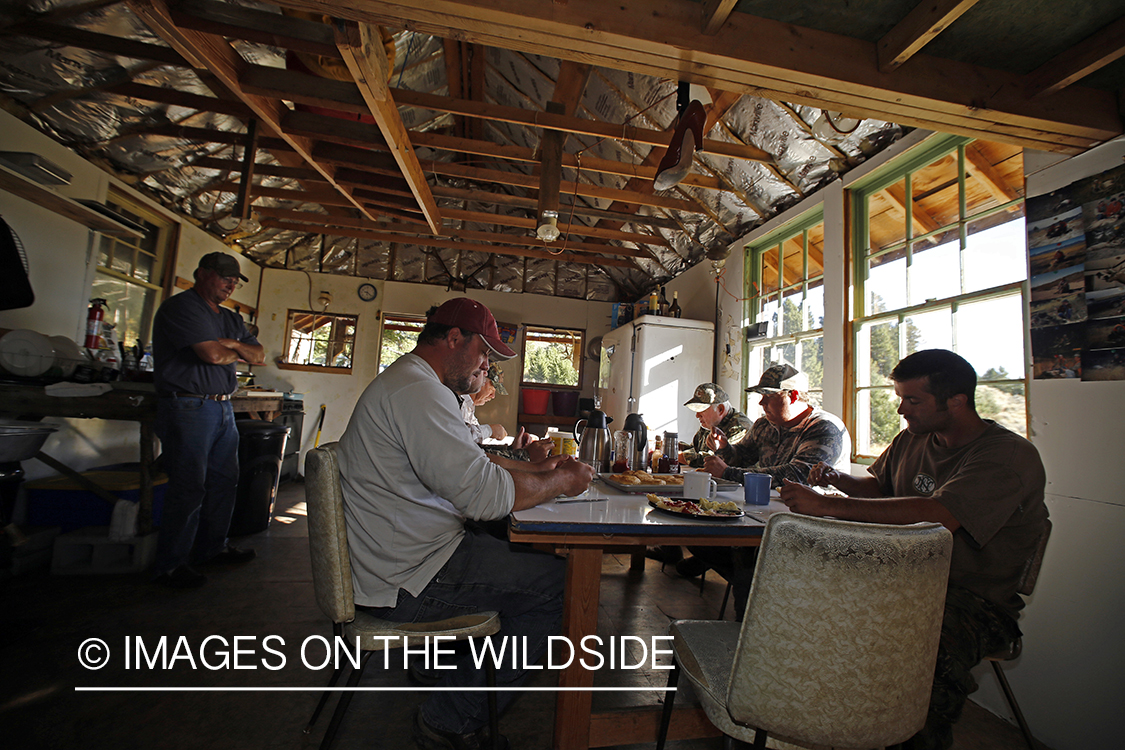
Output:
(522, 388), (550, 415)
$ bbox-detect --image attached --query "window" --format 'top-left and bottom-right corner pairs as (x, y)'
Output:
(850, 135), (1028, 458)
(90, 190), (174, 347)
(378, 314), (424, 372)
(280, 310), (358, 373)
(744, 209), (827, 408)
(521, 325), (584, 388)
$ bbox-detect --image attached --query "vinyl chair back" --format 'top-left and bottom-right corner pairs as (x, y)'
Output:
(658, 513), (952, 750)
(303, 443), (502, 750)
(984, 519), (1052, 750)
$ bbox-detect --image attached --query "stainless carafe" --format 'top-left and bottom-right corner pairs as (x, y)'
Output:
(623, 413), (647, 470)
(574, 409), (613, 472)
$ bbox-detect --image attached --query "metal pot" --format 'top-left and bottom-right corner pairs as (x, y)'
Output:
(574, 410), (613, 472)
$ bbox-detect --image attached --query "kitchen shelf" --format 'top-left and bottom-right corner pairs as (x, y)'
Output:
(518, 413), (580, 427)
(0, 162), (143, 238)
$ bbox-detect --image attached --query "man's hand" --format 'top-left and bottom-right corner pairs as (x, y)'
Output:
(702, 454), (728, 478)
(704, 426), (728, 452)
(807, 461), (840, 487)
(553, 456), (595, 496)
(489, 423), (508, 440)
(778, 479), (835, 516)
(526, 438), (553, 463)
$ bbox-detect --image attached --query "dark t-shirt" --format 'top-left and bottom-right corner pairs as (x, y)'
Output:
(153, 288), (257, 395)
(869, 421), (1048, 616)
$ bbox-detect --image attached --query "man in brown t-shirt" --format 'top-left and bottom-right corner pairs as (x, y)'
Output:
(780, 349), (1048, 750)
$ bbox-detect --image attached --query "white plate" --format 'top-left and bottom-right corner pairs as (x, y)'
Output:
(49, 335), (84, 377)
(0, 329), (55, 377)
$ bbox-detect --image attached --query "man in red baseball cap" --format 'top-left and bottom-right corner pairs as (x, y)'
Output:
(338, 297), (592, 749)
(427, 296), (516, 359)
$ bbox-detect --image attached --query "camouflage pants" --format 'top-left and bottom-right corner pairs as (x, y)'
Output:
(890, 585), (1022, 750)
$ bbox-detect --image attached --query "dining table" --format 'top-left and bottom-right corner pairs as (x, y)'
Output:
(508, 475), (788, 750)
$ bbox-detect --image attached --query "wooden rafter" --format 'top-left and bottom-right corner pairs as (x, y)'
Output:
(1023, 14), (1125, 98)
(275, 0), (1120, 153)
(127, 0), (378, 221)
(430, 185), (680, 229)
(335, 20), (442, 233)
(964, 143), (1021, 204)
(877, 0), (980, 74)
(700, 0), (738, 36)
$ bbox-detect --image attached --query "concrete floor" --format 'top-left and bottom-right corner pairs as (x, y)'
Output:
(2, 481), (1050, 750)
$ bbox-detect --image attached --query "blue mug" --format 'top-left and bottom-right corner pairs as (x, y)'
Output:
(743, 472), (771, 505)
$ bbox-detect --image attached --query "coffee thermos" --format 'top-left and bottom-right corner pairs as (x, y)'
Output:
(574, 409), (613, 472)
(623, 413), (647, 470)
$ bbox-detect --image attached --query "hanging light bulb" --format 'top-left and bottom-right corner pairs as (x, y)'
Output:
(537, 210), (560, 242)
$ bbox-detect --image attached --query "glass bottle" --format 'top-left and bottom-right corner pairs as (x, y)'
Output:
(650, 434), (663, 470)
(648, 290), (658, 315)
(658, 285), (669, 316)
(668, 291), (682, 318)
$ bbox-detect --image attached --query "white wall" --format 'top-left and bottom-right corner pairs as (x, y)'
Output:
(249, 272), (613, 472)
(968, 140), (1125, 750)
(0, 109), (256, 483)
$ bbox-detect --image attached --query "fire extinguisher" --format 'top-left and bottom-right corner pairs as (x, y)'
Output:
(85, 298), (108, 349)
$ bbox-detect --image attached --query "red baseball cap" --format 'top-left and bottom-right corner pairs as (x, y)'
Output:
(428, 298), (516, 359)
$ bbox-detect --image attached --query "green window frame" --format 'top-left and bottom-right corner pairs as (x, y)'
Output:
(742, 208), (827, 410)
(849, 134), (1029, 459)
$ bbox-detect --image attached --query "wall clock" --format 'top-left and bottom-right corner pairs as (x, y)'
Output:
(357, 282), (378, 302)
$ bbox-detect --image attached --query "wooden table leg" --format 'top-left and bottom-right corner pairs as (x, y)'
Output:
(554, 546), (602, 750)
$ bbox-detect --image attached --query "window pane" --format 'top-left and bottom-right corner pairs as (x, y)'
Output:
(857, 318), (899, 388)
(856, 387), (900, 456)
(867, 249), (907, 314)
(807, 222), (826, 278)
(98, 235), (113, 267)
(780, 289), (803, 336)
(762, 245), (780, 295)
(806, 279), (825, 329)
(379, 316), (424, 372)
(904, 308), (953, 354)
(285, 310), (357, 370)
(91, 273), (158, 346)
(522, 326), (583, 387)
(955, 295), (1026, 378)
(798, 335), (824, 394)
(111, 246), (133, 276)
(135, 251), (154, 283)
(869, 179), (907, 250)
(976, 381), (1026, 437)
(781, 233), (804, 289)
(910, 238), (961, 305)
(912, 151), (960, 228)
(964, 214), (1027, 294)
(759, 295), (779, 336)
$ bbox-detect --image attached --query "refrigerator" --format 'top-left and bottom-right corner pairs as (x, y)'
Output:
(598, 316), (715, 443)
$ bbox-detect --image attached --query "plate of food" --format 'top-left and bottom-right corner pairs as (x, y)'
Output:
(600, 470), (738, 495)
(646, 494), (744, 520)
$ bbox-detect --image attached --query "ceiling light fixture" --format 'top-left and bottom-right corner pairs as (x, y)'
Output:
(537, 210), (560, 242)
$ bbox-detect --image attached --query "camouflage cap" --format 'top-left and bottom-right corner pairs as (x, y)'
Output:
(746, 363), (809, 394)
(487, 362), (508, 395)
(684, 382), (729, 412)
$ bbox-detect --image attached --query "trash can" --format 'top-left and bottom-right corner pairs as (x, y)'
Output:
(229, 420), (289, 536)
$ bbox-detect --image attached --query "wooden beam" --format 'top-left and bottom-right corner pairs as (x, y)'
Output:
(537, 101), (565, 239)
(10, 21), (188, 65)
(700, 0), (738, 36)
(259, 218), (636, 267)
(282, 0), (1120, 153)
(964, 143), (1021, 203)
(235, 119), (260, 219)
(170, 0), (341, 59)
(128, 0), (377, 220)
(1023, 14), (1125, 98)
(420, 159), (702, 213)
(551, 60), (593, 116)
(336, 20), (442, 233)
(877, 0), (980, 74)
(430, 185), (681, 229)
(445, 208), (669, 246)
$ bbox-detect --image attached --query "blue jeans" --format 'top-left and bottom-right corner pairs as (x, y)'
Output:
(361, 527), (566, 735)
(154, 396), (239, 573)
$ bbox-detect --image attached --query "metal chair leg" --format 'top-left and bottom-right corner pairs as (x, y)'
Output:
(719, 582), (733, 619)
(486, 660), (499, 750)
(318, 651), (373, 750)
(991, 659), (1037, 750)
(655, 660), (680, 750)
(305, 623), (346, 733)
(752, 728), (768, 749)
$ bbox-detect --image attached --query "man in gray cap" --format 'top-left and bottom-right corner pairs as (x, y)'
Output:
(677, 364), (851, 602)
(152, 252), (264, 588)
(678, 382), (754, 469)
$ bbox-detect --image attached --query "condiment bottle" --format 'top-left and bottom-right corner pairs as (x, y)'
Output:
(658, 286), (669, 316)
(650, 434), (663, 470)
(668, 291), (682, 318)
(648, 290), (658, 315)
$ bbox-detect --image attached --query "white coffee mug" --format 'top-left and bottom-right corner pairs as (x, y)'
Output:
(683, 470), (717, 500)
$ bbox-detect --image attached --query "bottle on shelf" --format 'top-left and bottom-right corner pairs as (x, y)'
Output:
(648, 290), (659, 315)
(658, 285), (669, 316)
(668, 291), (682, 318)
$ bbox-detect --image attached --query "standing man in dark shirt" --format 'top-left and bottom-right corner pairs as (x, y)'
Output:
(152, 252), (265, 588)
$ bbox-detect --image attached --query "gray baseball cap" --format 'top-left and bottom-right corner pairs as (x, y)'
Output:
(746, 364), (809, 394)
(684, 382), (730, 412)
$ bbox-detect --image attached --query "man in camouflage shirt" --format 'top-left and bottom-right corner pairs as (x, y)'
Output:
(678, 365), (851, 611)
(678, 383), (754, 468)
(703, 364), (851, 486)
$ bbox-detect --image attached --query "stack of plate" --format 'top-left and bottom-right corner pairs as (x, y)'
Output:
(0, 329), (86, 379)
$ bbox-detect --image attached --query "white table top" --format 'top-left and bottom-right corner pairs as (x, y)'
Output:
(510, 476), (788, 538)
